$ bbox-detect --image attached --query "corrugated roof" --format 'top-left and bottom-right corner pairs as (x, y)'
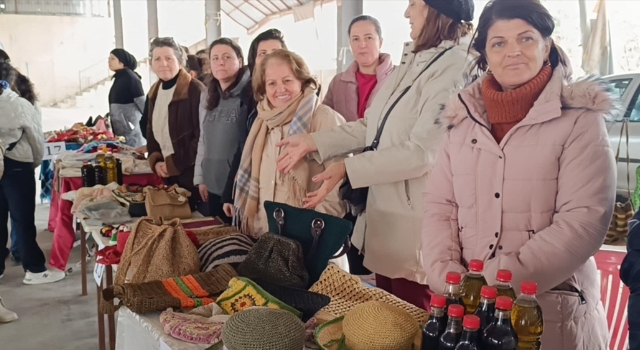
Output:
(222, 0), (333, 34)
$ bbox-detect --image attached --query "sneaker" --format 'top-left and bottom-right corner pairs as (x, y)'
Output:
(0, 296), (18, 323)
(23, 269), (66, 285)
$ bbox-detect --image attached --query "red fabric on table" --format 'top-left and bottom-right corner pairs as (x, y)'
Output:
(375, 274), (435, 312)
(48, 174), (163, 271)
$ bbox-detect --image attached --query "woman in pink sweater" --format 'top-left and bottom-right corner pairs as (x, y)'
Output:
(323, 15), (394, 122)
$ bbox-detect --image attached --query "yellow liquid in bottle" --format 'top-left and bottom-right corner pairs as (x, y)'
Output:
(495, 283), (517, 300)
(104, 153), (118, 184)
(95, 152), (105, 167)
(512, 302), (543, 350)
(460, 274), (487, 314)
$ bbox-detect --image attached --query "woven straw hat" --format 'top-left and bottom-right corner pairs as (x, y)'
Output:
(309, 264), (429, 324)
(210, 307), (306, 350)
(315, 301), (422, 350)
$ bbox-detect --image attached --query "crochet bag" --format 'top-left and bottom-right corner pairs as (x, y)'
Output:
(115, 216), (200, 284)
(100, 264), (237, 314)
(236, 232), (309, 289)
(144, 186), (192, 220)
(263, 201), (351, 286)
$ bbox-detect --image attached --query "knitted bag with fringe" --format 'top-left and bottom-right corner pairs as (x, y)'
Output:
(100, 263), (237, 314)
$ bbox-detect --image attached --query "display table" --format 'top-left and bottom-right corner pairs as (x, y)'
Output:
(82, 213), (211, 350)
(116, 307), (208, 350)
(49, 172), (163, 283)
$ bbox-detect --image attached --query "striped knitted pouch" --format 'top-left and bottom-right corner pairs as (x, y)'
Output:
(100, 263), (237, 314)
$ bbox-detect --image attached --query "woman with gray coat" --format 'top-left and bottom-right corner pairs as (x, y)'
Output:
(108, 48), (145, 147)
(194, 38), (253, 222)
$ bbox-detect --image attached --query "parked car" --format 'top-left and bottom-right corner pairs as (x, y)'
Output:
(604, 73), (640, 196)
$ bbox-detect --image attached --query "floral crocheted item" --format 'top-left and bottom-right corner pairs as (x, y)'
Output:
(160, 309), (224, 345)
(216, 277), (301, 318)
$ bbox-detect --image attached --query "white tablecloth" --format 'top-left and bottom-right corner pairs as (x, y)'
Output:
(116, 307), (209, 350)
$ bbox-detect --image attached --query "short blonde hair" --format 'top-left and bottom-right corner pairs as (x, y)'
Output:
(252, 49), (318, 102)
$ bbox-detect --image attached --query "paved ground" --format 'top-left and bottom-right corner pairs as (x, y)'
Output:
(0, 107), (103, 349)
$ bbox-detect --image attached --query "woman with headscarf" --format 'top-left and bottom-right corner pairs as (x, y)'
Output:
(108, 48), (146, 148)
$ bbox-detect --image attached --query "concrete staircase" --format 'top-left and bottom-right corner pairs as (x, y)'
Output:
(52, 60), (152, 112)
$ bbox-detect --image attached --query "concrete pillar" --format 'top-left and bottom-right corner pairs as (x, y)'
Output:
(147, 0), (159, 42)
(147, 0), (159, 85)
(113, 0), (124, 48)
(205, 0), (222, 46)
(336, 0), (363, 73)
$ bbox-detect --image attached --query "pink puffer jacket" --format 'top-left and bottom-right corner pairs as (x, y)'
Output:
(423, 67), (616, 349)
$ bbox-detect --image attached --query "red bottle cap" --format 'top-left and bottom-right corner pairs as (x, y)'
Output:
(463, 315), (481, 330)
(480, 285), (498, 299)
(447, 304), (465, 318)
(496, 269), (513, 282)
(446, 272), (462, 284)
(430, 295), (447, 309)
(468, 260), (484, 272)
(496, 296), (513, 311)
(520, 281), (538, 295)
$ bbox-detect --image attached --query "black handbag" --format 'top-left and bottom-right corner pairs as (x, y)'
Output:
(339, 46), (454, 215)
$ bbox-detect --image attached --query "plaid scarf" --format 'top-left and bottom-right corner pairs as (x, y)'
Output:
(233, 87), (318, 235)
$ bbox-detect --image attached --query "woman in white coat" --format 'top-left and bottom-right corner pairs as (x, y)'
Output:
(276, 0), (475, 310)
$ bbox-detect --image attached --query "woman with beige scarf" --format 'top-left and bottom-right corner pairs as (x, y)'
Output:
(233, 49), (346, 239)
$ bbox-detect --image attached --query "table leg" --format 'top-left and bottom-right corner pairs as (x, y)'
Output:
(80, 220), (88, 296)
(106, 266), (116, 350)
(96, 273), (106, 350)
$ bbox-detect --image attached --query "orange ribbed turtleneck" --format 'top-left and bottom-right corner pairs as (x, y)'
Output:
(481, 65), (553, 143)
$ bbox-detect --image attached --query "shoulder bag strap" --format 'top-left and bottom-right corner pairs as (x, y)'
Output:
(369, 46), (454, 150)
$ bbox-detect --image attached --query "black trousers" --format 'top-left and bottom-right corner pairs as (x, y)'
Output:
(0, 158), (46, 274)
(344, 212), (371, 275)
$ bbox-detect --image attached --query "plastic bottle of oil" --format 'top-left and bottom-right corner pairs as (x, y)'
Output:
(512, 281), (543, 350)
(461, 260), (488, 314)
(94, 149), (106, 168)
(493, 270), (517, 300)
(444, 272), (464, 309)
(104, 151), (118, 184)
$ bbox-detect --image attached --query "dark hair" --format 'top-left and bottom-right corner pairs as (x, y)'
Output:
(471, 0), (566, 72)
(0, 50), (9, 63)
(414, 4), (473, 53)
(149, 37), (184, 62)
(0, 61), (17, 96)
(206, 38), (248, 111)
(247, 29), (287, 75)
(252, 49), (317, 102)
(13, 71), (37, 105)
(181, 46), (190, 55)
(196, 49), (207, 57)
(186, 55), (203, 73)
(348, 15), (382, 39)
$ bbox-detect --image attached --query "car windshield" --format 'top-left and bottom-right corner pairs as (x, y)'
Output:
(606, 78), (632, 99)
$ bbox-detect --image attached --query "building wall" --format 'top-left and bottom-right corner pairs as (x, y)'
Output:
(0, 14), (114, 105)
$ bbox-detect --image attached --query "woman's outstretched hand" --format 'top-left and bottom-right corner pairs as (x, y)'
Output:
(276, 134), (318, 174)
(303, 161), (346, 209)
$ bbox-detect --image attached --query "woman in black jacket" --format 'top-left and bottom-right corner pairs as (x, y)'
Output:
(108, 48), (146, 148)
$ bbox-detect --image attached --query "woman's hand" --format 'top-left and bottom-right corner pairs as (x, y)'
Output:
(199, 184), (209, 202)
(155, 162), (169, 178)
(276, 134), (318, 174)
(135, 145), (147, 154)
(223, 203), (234, 217)
(303, 161), (346, 209)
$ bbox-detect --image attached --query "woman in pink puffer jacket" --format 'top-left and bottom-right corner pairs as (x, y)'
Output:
(423, 0), (615, 349)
